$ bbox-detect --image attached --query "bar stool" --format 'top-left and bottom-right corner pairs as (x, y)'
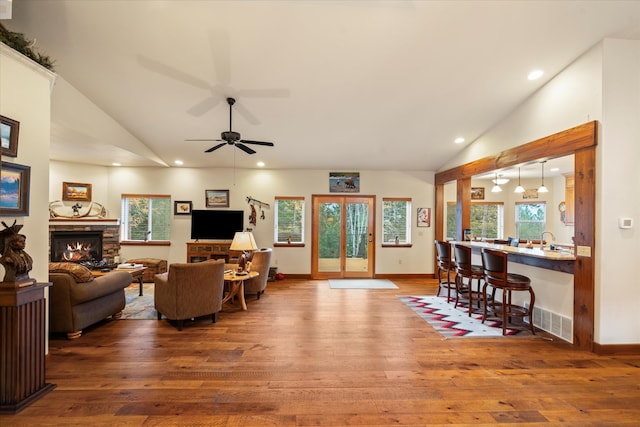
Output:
(434, 240), (456, 302)
(452, 243), (485, 316)
(480, 248), (536, 335)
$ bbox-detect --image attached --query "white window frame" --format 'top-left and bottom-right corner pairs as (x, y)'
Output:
(382, 197), (412, 245)
(274, 196), (305, 245)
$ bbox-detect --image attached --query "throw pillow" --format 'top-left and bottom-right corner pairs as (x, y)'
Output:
(49, 262), (95, 283)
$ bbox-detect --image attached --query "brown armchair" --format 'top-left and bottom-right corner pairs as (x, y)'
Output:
(244, 248), (272, 300)
(154, 258), (225, 331)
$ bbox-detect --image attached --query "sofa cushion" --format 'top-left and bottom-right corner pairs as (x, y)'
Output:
(49, 262), (95, 283)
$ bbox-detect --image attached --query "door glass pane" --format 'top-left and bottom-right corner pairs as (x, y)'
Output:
(345, 202), (369, 272)
(318, 202), (341, 272)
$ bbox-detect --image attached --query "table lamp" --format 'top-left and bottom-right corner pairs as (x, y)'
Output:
(229, 231), (258, 272)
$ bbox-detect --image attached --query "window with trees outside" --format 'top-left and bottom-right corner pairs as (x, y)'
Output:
(121, 194), (171, 242)
(515, 202), (546, 241)
(383, 198), (411, 244)
(446, 202), (504, 240)
(274, 196), (304, 244)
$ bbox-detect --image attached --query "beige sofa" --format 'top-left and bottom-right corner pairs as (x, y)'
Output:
(49, 262), (132, 339)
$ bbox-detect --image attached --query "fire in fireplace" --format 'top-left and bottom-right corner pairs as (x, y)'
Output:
(50, 231), (103, 263)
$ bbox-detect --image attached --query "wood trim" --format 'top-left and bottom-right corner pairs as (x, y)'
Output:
(456, 178), (471, 241)
(382, 197), (411, 202)
(435, 121), (597, 184)
(573, 146), (596, 350)
(120, 241), (171, 246)
(120, 194), (170, 199)
(434, 121), (598, 351)
(593, 343), (640, 356)
(275, 196), (305, 200)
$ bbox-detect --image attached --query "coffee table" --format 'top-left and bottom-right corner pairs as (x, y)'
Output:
(223, 271), (259, 311)
(92, 267), (147, 296)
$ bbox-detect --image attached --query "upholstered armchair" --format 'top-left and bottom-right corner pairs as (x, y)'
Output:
(154, 258), (225, 331)
(244, 248), (272, 300)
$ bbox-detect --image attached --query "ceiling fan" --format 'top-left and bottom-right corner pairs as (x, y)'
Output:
(187, 97), (275, 155)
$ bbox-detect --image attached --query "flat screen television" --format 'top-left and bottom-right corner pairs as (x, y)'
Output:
(190, 210), (244, 240)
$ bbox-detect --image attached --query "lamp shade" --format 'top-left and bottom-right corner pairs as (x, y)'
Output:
(230, 231), (258, 251)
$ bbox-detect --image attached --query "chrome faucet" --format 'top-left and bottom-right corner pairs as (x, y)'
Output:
(540, 231), (555, 249)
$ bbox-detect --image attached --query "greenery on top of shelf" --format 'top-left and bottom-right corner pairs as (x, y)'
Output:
(0, 23), (55, 71)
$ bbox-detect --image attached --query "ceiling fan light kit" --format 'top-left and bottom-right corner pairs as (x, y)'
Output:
(187, 97), (274, 155)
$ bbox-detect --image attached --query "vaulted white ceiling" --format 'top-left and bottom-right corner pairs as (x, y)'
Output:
(4, 1), (640, 172)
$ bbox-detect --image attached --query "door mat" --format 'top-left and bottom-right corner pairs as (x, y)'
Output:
(398, 295), (535, 338)
(121, 283), (156, 319)
(329, 279), (398, 289)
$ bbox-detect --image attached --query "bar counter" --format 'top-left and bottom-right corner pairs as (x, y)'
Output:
(451, 240), (575, 342)
(452, 241), (575, 274)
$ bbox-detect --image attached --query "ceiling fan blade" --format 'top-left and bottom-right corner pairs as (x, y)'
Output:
(233, 103), (260, 125)
(186, 138), (223, 142)
(209, 29), (231, 85)
(235, 143), (256, 155)
(205, 143), (227, 153)
(187, 96), (221, 117)
(240, 140), (274, 146)
(138, 55), (211, 90)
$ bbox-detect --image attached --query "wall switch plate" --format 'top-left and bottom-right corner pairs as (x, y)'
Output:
(619, 217), (633, 229)
(576, 246), (591, 257)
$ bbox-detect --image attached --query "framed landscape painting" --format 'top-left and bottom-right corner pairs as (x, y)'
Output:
(62, 182), (92, 201)
(0, 161), (30, 216)
(205, 190), (229, 208)
(0, 115), (20, 157)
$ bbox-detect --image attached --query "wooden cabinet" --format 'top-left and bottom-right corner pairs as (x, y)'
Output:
(564, 174), (575, 225)
(186, 242), (240, 263)
(0, 283), (55, 413)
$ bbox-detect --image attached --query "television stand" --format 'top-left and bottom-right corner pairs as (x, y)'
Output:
(186, 241), (240, 263)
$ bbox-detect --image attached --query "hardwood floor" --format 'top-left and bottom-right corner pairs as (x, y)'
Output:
(3, 278), (640, 426)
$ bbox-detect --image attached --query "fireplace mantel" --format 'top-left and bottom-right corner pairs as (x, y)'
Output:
(49, 219), (120, 225)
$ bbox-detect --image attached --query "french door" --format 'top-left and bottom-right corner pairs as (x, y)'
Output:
(311, 195), (375, 279)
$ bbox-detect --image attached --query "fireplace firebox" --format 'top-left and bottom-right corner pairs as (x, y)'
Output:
(50, 231), (103, 263)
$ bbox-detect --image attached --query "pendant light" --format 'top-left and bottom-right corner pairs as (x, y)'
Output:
(538, 161), (549, 193)
(491, 173), (503, 193)
(514, 167), (525, 193)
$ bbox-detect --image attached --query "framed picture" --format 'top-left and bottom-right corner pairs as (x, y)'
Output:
(174, 200), (192, 215)
(62, 182), (92, 201)
(0, 161), (30, 216)
(417, 207), (431, 227)
(523, 188), (539, 199)
(329, 172), (360, 193)
(205, 189), (229, 208)
(1, 115), (20, 157)
(471, 187), (485, 200)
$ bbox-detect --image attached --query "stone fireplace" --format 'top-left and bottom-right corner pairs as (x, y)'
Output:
(49, 220), (121, 264)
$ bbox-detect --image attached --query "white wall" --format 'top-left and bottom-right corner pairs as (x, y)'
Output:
(598, 39), (640, 344)
(0, 43), (55, 285)
(50, 161), (436, 275)
(440, 39), (640, 345)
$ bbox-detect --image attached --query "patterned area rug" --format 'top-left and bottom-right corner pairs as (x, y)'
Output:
(329, 279), (398, 289)
(121, 283), (156, 319)
(398, 295), (534, 338)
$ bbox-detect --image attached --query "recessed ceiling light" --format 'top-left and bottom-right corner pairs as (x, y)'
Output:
(454, 137), (465, 144)
(528, 69), (544, 80)
(174, 160), (184, 165)
(256, 161), (265, 167)
(112, 162), (121, 166)
(550, 167), (559, 172)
